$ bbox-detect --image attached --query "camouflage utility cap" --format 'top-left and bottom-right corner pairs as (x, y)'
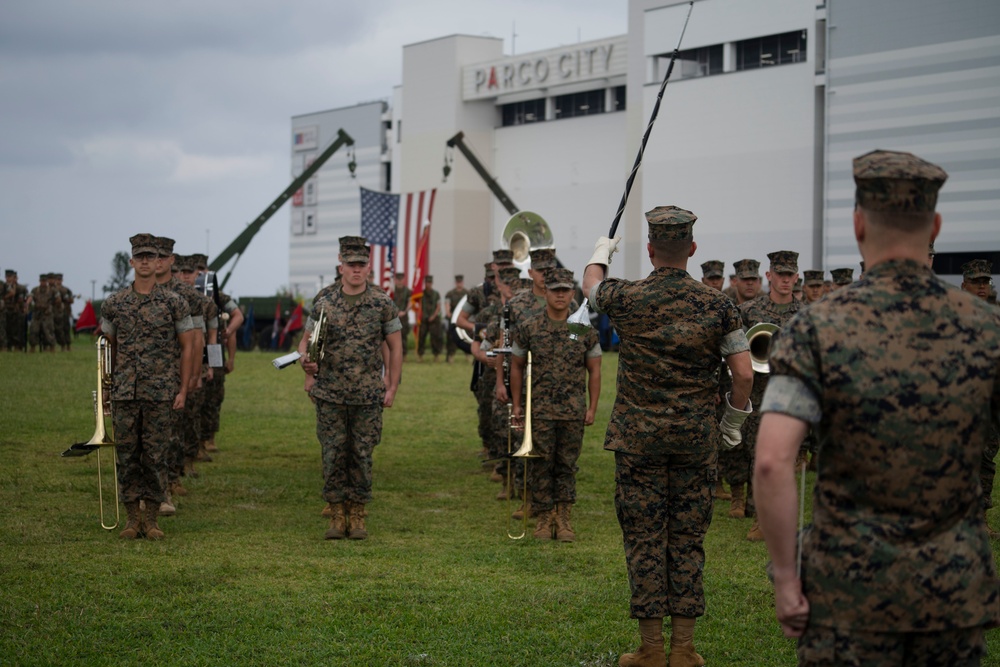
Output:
(55, 273), (63, 280)
(492, 249), (514, 266)
(191, 254), (208, 270)
(831, 268), (854, 285)
(454, 274), (463, 282)
(483, 262), (496, 279)
(733, 258), (760, 279)
(39, 274), (47, 282)
(130, 233), (159, 256)
(767, 250), (799, 273)
(174, 255), (195, 272)
(853, 149), (948, 213)
(498, 267), (521, 284)
(700, 260), (724, 278)
(154, 236), (175, 256)
(963, 259), (992, 280)
(395, 272), (405, 279)
(545, 267), (575, 290)
(530, 248), (558, 270)
(425, 275), (434, 284)
(339, 235), (369, 263)
(646, 205), (696, 241)
(803, 270), (825, 286)
(5, 270), (14, 277)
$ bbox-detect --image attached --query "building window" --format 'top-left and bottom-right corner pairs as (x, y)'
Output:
(676, 44), (724, 79)
(501, 98), (546, 126)
(736, 30), (807, 70)
(554, 89), (605, 119)
(613, 86), (626, 111)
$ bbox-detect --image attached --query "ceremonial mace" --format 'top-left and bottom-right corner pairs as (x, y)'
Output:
(568, 0), (695, 336)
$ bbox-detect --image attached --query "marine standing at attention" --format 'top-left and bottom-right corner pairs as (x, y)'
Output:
(754, 149), (1000, 664)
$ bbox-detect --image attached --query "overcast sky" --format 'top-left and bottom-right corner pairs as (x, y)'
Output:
(0, 0), (627, 310)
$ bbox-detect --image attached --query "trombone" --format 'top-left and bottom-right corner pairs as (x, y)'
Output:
(506, 351), (539, 540)
(62, 335), (120, 530)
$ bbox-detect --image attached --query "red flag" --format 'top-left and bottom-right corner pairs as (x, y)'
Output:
(409, 222), (431, 341)
(279, 301), (304, 348)
(75, 300), (98, 332)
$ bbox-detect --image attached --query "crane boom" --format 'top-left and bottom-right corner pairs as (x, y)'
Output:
(210, 128), (355, 289)
(445, 131), (519, 216)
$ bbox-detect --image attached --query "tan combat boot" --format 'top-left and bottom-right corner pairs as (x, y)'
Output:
(324, 503), (347, 540)
(746, 519), (764, 541)
(619, 618), (666, 667)
(728, 484), (746, 519)
(713, 480), (731, 500)
(533, 508), (555, 540)
(159, 489), (176, 516)
(119, 501), (142, 539)
(668, 617), (705, 667)
(205, 437), (219, 453)
(347, 502), (368, 540)
(171, 480), (188, 497)
(142, 501), (164, 540)
(555, 503), (576, 542)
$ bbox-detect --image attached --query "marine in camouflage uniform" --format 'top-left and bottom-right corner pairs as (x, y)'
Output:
(302, 236), (402, 540)
(28, 273), (57, 352)
(734, 250), (802, 541)
(4, 270), (28, 351)
(392, 272), (411, 358)
(473, 266), (523, 490)
(443, 275), (468, 362)
(510, 267), (601, 542)
(199, 263), (243, 455)
(755, 149), (1000, 664)
(961, 258), (1000, 534)
(416, 275), (443, 360)
(584, 206), (752, 666)
(801, 270), (825, 304)
(701, 260), (735, 502)
(168, 252), (217, 508)
(101, 234), (195, 539)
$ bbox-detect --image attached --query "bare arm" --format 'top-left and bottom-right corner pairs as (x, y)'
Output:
(457, 309), (475, 335)
(725, 350), (753, 409)
(175, 330), (196, 410)
(754, 411), (811, 638)
(510, 355), (525, 416)
(582, 263), (606, 298)
(383, 330), (402, 407)
(585, 356), (601, 425)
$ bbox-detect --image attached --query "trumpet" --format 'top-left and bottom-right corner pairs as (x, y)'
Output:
(306, 307), (327, 363)
(61, 335), (119, 530)
(506, 351), (539, 540)
(746, 322), (779, 374)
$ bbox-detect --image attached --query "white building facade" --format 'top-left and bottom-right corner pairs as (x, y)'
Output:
(289, 0), (999, 299)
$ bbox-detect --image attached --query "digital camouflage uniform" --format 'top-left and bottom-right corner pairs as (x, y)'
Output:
(417, 282), (443, 358)
(735, 282), (802, 515)
(392, 281), (411, 356)
(101, 282), (193, 504)
(591, 227), (748, 619)
(28, 276), (57, 349)
(512, 306), (601, 513)
(50, 279), (67, 347)
(444, 282), (467, 360)
(763, 260), (1000, 660)
(464, 268), (500, 448)
(309, 283), (401, 506)
(4, 275), (28, 350)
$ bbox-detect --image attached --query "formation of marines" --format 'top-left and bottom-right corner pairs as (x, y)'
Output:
(2, 270), (76, 352)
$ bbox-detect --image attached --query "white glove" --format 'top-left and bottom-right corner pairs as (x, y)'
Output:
(588, 236), (621, 267)
(719, 392), (753, 450)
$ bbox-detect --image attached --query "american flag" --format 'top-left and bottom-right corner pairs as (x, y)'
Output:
(360, 187), (436, 296)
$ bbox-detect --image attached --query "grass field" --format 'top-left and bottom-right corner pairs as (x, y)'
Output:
(1, 343), (997, 666)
